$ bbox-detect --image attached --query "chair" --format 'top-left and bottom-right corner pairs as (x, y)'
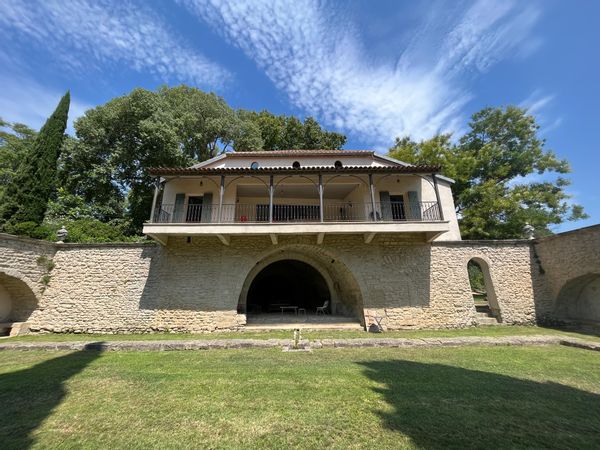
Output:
(316, 300), (330, 315)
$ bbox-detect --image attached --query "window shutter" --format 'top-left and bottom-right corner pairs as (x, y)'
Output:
(173, 193), (185, 223)
(379, 191), (392, 221)
(407, 191), (421, 220)
(201, 193), (213, 223)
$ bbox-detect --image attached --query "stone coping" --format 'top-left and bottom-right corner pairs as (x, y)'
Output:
(0, 232), (155, 249)
(0, 335), (598, 352)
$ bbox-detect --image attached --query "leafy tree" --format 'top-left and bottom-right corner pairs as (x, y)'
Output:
(60, 86), (346, 234)
(238, 110), (346, 150)
(389, 106), (587, 239)
(0, 119), (37, 199)
(467, 260), (486, 293)
(0, 91), (70, 227)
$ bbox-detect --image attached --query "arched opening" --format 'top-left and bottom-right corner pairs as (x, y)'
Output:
(555, 273), (600, 324)
(246, 260), (330, 314)
(467, 258), (501, 323)
(238, 248), (366, 326)
(0, 271), (38, 335)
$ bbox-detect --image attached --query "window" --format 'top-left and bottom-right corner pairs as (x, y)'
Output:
(250, 161), (260, 169)
(334, 160), (343, 169)
(292, 161), (301, 169)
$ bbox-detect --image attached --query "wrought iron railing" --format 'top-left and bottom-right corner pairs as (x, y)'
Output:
(152, 201), (441, 224)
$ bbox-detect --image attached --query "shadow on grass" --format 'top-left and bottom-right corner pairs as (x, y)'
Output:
(0, 345), (104, 449)
(360, 359), (600, 449)
(542, 323), (600, 340)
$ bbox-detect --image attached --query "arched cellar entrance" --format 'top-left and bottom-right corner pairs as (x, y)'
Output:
(246, 260), (330, 314)
(238, 248), (365, 326)
(555, 273), (600, 325)
(0, 271), (39, 336)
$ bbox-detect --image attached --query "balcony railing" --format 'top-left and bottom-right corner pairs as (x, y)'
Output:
(152, 201), (441, 224)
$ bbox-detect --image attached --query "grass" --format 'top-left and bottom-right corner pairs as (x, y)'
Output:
(5, 324), (600, 343)
(0, 345), (598, 449)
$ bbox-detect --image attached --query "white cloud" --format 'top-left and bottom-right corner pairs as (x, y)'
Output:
(0, 0), (230, 88)
(0, 75), (93, 134)
(181, 0), (540, 146)
(520, 90), (563, 134)
(520, 90), (555, 116)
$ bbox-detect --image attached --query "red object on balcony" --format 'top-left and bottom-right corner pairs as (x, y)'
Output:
(240, 215), (248, 222)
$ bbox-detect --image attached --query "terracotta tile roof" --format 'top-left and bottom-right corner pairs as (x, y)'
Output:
(148, 165), (441, 176)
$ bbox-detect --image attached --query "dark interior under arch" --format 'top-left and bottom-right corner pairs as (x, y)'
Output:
(245, 260), (330, 314)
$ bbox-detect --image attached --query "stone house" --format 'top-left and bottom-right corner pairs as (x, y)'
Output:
(0, 150), (598, 334)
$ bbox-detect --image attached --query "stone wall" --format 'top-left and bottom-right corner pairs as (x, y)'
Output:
(534, 225), (600, 323)
(0, 226), (597, 333)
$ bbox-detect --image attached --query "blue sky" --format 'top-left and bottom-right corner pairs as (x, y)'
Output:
(0, 0), (598, 232)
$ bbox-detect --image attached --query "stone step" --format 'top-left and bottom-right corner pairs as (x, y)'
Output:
(245, 322), (364, 331)
(0, 322), (30, 337)
(476, 316), (500, 325)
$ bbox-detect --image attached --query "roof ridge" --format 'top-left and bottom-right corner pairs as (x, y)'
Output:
(226, 149), (374, 155)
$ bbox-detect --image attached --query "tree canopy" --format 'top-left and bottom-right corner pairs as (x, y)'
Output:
(0, 91), (70, 228)
(0, 119), (37, 200)
(0, 86), (586, 242)
(389, 106), (587, 239)
(55, 85), (346, 233)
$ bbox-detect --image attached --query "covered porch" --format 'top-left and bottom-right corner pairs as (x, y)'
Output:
(144, 164), (454, 243)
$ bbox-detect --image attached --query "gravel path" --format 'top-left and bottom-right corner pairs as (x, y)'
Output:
(0, 335), (598, 352)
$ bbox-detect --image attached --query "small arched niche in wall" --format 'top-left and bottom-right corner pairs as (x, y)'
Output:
(467, 258), (501, 323)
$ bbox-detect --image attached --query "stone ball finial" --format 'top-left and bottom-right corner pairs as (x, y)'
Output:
(523, 223), (535, 240)
(57, 226), (68, 243)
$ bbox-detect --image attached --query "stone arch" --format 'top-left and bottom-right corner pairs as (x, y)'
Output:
(466, 256), (502, 322)
(0, 269), (39, 323)
(555, 273), (600, 324)
(237, 245), (365, 323)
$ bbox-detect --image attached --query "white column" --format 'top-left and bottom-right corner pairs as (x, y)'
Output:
(218, 175), (225, 223)
(149, 178), (160, 223)
(319, 173), (324, 222)
(368, 173), (377, 222)
(269, 174), (274, 223)
(432, 173), (444, 221)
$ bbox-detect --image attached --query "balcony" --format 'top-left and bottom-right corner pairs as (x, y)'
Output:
(143, 200), (450, 245)
(153, 201), (441, 224)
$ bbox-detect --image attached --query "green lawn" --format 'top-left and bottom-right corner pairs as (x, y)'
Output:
(0, 345), (598, 449)
(5, 324), (600, 343)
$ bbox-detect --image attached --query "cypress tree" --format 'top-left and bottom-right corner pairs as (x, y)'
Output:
(1, 91), (70, 227)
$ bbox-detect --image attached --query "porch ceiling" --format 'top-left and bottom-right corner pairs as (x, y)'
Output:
(237, 183), (358, 199)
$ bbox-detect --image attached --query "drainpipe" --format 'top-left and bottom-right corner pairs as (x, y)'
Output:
(368, 173), (377, 222)
(319, 173), (324, 222)
(432, 173), (444, 221)
(269, 174), (274, 223)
